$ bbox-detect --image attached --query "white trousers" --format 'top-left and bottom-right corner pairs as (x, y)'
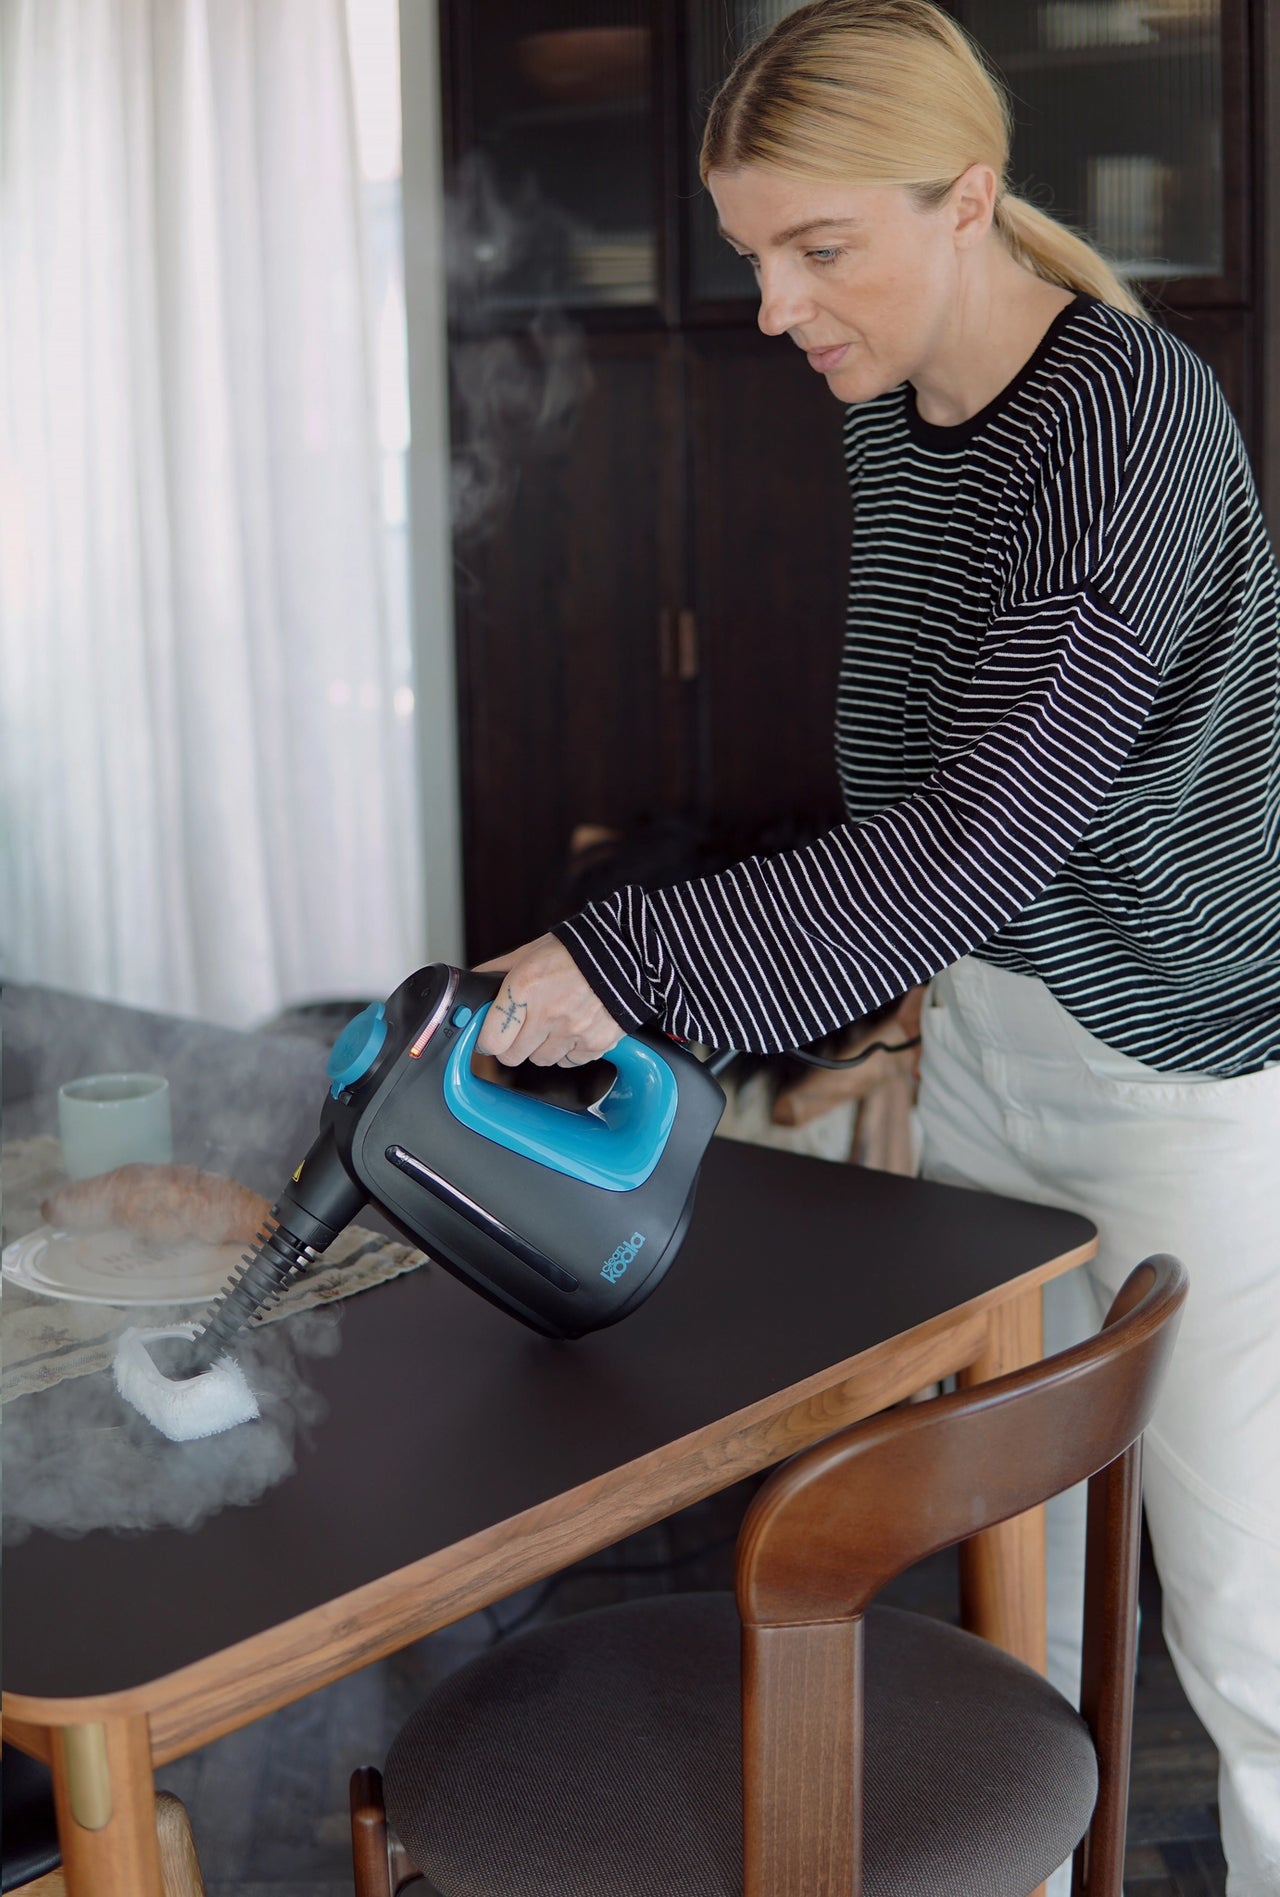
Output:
(916, 957), (1280, 1897)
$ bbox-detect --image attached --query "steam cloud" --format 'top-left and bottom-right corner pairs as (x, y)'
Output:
(445, 155), (593, 544)
(2, 1308), (341, 1544)
(2, 972), (350, 1543)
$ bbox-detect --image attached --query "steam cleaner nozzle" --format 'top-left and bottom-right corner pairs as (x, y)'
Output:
(185, 1123), (369, 1375)
(184, 1217), (317, 1374)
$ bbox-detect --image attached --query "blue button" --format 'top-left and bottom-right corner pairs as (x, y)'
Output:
(451, 1005), (473, 1029)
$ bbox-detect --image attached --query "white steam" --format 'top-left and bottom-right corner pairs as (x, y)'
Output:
(445, 156), (593, 542)
(2, 1308), (341, 1543)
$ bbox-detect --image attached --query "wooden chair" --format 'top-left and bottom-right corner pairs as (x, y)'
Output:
(349, 1254), (1187, 1897)
(0, 1744), (206, 1897)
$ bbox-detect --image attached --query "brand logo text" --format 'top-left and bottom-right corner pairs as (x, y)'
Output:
(601, 1232), (646, 1283)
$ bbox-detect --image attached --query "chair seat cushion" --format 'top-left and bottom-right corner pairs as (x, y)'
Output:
(383, 1593), (1097, 1897)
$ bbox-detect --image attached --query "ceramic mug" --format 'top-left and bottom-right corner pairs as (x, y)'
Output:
(57, 1073), (173, 1182)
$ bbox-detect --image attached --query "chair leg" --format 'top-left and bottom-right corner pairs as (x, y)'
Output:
(352, 1768), (396, 1897)
(156, 1792), (207, 1897)
(15, 1795), (205, 1897)
(351, 1767), (427, 1895)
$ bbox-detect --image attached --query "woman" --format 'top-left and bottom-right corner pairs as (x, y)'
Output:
(475, 3), (1280, 1887)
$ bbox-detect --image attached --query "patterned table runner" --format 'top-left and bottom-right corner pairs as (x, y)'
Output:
(2, 1136), (430, 1402)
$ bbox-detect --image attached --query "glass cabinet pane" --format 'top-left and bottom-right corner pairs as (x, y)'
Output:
(686, 0), (807, 305)
(452, 1), (658, 318)
(964, 0), (1224, 280)
(684, 0), (1224, 305)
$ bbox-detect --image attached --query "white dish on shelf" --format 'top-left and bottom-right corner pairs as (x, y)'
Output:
(1041, 1), (1157, 47)
(2, 1225), (241, 1307)
(574, 237), (656, 299)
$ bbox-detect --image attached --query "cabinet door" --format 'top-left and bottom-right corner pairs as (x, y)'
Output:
(682, 0), (1248, 314)
(453, 333), (684, 958)
(441, 0), (664, 325)
(956, 0), (1247, 307)
(682, 0), (808, 319)
(687, 330), (849, 836)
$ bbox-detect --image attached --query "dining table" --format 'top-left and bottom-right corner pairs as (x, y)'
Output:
(1, 980), (1097, 1895)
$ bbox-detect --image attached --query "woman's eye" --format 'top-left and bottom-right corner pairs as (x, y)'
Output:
(807, 248), (843, 266)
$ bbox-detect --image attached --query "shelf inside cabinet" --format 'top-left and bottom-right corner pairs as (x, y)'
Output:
(457, 290), (659, 324)
(1122, 260), (1220, 279)
(495, 96), (650, 132)
(995, 29), (1217, 72)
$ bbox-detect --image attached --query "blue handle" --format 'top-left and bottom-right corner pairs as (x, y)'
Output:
(441, 1005), (679, 1192)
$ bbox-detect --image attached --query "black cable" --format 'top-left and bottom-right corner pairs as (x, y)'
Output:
(706, 1034), (920, 1078)
(786, 1033), (921, 1071)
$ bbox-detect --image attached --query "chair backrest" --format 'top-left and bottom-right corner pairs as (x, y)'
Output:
(734, 1254), (1187, 1897)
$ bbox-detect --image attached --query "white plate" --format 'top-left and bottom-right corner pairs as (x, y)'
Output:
(2, 1226), (243, 1307)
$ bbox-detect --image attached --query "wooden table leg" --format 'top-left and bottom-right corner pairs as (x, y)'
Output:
(48, 1714), (165, 1897)
(956, 1281), (1047, 1675)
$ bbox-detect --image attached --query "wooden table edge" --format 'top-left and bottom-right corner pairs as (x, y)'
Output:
(4, 1234), (1095, 1765)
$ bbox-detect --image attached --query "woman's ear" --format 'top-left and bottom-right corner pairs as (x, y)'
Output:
(950, 162), (999, 248)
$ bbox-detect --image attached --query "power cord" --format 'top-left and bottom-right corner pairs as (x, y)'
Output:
(781, 1034), (921, 1072)
(705, 1033), (920, 1079)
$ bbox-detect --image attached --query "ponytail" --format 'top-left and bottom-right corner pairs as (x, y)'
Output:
(995, 193), (1146, 320)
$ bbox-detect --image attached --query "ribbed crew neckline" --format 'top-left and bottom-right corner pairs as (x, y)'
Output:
(903, 292), (1094, 450)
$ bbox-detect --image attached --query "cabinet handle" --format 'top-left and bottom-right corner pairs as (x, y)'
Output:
(676, 608), (699, 681)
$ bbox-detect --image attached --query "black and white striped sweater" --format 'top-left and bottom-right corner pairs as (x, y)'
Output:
(554, 293), (1280, 1076)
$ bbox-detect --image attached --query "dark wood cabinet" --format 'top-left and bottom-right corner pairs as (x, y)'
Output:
(450, 331), (687, 952)
(431, 0), (1276, 960)
(685, 331), (848, 831)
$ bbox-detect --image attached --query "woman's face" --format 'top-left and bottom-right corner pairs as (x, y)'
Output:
(706, 165), (987, 404)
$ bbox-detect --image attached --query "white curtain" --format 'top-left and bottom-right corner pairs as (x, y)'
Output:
(0, 0), (425, 1025)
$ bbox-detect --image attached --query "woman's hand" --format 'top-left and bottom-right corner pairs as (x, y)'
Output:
(474, 935), (628, 1069)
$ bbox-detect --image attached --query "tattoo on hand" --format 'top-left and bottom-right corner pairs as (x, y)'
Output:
(497, 991), (527, 1035)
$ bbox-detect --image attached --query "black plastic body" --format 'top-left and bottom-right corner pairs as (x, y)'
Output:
(274, 965), (725, 1341)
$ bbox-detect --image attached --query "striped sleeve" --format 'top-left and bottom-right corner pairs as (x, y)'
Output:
(553, 589), (1159, 1052)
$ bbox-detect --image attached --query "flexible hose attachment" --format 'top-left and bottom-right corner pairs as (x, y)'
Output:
(185, 1122), (368, 1375)
(186, 1217), (317, 1373)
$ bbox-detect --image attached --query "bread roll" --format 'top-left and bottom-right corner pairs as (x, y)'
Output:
(42, 1165), (271, 1246)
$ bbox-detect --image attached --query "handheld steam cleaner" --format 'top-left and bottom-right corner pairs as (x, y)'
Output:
(114, 963), (919, 1439)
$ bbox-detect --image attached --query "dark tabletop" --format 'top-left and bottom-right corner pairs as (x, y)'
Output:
(1, 984), (1094, 1703)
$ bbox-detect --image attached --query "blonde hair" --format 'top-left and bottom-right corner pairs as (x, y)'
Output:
(700, 0), (1147, 321)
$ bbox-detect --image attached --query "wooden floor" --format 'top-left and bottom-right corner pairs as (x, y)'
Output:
(151, 1483), (1228, 1896)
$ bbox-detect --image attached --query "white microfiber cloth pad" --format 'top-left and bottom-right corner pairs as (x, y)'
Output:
(113, 1324), (260, 1442)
